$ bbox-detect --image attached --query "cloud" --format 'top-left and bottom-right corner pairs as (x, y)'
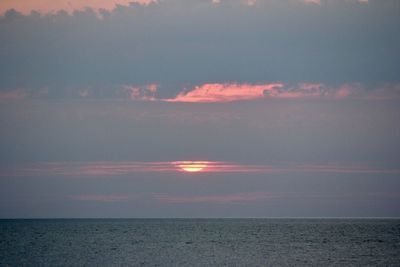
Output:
(121, 84), (158, 101)
(2, 161), (399, 177)
(165, 83), (284, 103)
(0, 0), (373, 15)
(0, 89), (27, 101)
(302, 0), (369, 4)
(65, 191), (400, 206)
(365, 83), (400, 100)
(156, 192), (271, 204)
(154, 191), (400, 204)
(163, 82), (400, 103)
(2, 82), (399, 103)
(0, 0), (155, 15)
(302, 0), (321, 5)
(0, 0), (398, 92)
(68, 194), (130, 202)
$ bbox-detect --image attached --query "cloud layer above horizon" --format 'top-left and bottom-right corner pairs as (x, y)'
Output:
(0, 0), (373, 15)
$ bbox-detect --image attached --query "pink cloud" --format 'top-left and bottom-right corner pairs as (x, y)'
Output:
(146, 84), (158, 94)
(162, 82), (369, 103)
(333, 84), (364, 99)
(245, 0), (257, 6)
(165, 83), (285, 103)
(2, 82), (399, 103)
(2, 161), (399, 178)
(162, 82), (400, 103)
(69, 194), (129, 202)
(0, 89), (27, 101)
(0, 0), (155, 15)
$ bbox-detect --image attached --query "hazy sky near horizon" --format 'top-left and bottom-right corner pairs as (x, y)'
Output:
(0, 0), (400, 218)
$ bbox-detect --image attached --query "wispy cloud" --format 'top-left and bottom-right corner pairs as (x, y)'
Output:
(0, 89), (27, 101)
(68, 194), (130, 202)
(156, 192), (272, 204)
(155, 191), (400, 204)
(1, 161), (399, 177)
(301, 0), (368, 4)
(66, 190), (400, 205)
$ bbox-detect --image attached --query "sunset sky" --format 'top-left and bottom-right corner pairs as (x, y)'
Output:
(0, 0), (399, 218)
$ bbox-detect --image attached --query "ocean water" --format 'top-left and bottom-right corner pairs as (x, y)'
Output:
(0, 219), (399, 266)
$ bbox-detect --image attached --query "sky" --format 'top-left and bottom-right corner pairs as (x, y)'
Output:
(0, 0), (400, 218)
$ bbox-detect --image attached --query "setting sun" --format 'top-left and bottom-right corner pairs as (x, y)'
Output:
(176, 161), (208, 173)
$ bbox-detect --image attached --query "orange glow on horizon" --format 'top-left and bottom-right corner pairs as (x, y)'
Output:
(176, 161), (209, 173)
(2, 161), (399, 178)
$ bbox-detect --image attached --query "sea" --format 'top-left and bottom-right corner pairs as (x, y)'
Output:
(0, 219), (399, 266)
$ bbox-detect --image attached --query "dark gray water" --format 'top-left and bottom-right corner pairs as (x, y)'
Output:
(0, 219), (399, 266)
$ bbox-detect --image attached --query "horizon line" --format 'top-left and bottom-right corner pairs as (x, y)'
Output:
(1, 217), (400, 220)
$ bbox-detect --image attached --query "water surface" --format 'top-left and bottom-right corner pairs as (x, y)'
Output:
(1, 219), (399, 266)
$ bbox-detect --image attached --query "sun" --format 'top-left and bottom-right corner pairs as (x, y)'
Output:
(176, 161), (208, 173)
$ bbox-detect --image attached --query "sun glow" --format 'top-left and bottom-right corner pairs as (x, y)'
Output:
(176, 161), (208, 173)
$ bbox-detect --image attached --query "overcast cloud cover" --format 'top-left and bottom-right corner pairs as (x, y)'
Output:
(1, 0), (399, 97)
(0, 0), (400, 218)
